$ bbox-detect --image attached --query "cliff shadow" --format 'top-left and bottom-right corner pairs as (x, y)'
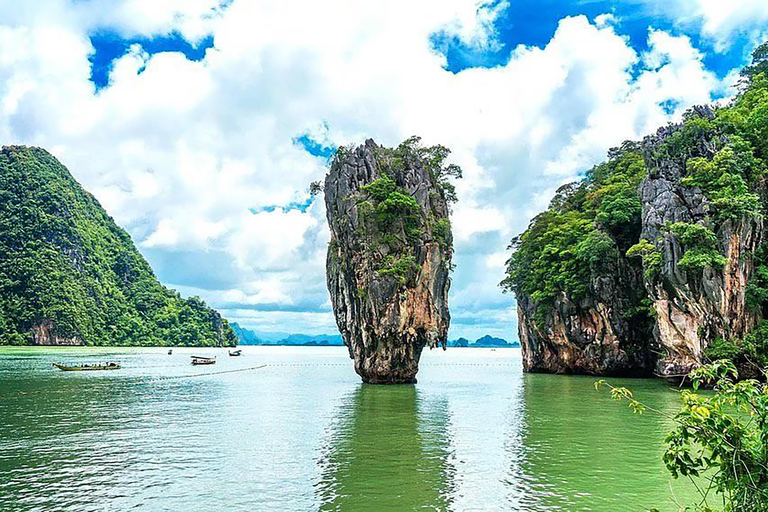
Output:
(315, 383), (455, 511)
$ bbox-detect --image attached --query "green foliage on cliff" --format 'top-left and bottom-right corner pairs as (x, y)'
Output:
(375, 136), (462, 204)
(666, 222), (728, 272)
(377, 254), (418, 285)
(705, 321), (768, 372)
(683, 144), (762, 222)
(360, 175), (421, 242)
(0, 146), (236, 347)
(501, 147), (646, 317)
(503, 45), (768, 323)
(626, 239), (662, 280)
(433, 218), (452, 248)
(352, 138), (460, 288)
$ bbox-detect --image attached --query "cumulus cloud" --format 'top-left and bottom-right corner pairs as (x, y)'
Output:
(0, 0), (756, 339)
(637, 0), (768, 51)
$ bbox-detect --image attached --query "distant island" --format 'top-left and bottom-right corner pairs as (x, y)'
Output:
(448, 335), (520, 348)
(232, 323), (344, 346)
(232, 323), (519, 348)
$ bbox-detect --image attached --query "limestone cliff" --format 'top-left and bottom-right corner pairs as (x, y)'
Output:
(504, 89), (768, 377)
(516, 256), (656, 376)
(639, 110), (763, 376)
(324, 138), (456, 383)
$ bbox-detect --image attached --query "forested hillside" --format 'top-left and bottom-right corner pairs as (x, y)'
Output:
(0, 146), (236, 347)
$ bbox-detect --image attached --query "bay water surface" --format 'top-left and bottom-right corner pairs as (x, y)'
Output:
(0, 346), (699, 511)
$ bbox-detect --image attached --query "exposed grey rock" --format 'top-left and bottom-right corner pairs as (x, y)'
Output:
(517, 253), (656, 376)
(638, 113), (763, 376)
(515, 105), (765, 378)
(324, 139), (453, 384)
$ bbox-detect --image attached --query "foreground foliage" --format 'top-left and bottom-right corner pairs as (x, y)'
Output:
(599, 360), (768, 511)
(0, 146), (236, 346)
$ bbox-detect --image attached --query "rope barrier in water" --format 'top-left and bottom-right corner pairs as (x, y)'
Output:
(153, 364), (270, 381)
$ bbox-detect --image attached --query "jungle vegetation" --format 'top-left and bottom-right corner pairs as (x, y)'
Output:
(352, 137), (460, 287)
(0, 146), (236, 346)
(502, 42), (768, 348)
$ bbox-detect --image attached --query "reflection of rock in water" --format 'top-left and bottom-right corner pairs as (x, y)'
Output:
(316, 385), (455, 511)
(514, 374), (697, 511)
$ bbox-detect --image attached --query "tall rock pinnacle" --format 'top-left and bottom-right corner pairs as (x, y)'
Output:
(324, 138), (458, 383)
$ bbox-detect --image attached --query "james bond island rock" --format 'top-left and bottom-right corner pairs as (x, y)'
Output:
(503, 52), (768, 378)
(0, 146), (237, 347)
(324, 137), (459, 384)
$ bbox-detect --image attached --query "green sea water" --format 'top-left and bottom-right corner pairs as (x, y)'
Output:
(0, 346), (700, 511)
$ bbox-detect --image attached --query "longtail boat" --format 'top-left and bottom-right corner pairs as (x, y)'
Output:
(191, 355), (216, 365)
(52, 362), (121, 371)
(228, 349), (242, 357)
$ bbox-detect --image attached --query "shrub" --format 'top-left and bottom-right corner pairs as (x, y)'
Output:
(598, 361), (768, 511)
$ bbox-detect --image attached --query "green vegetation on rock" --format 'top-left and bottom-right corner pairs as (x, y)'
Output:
(503, 42), (768, 339)
(0, 146), (236, 347)
(501, 146), (646, 320)
(352, 137), (460, 288)
(666, 221), (728, 273)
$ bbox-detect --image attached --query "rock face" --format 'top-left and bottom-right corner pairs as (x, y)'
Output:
(517, 257), (656, 376)
(639, 112), (763, 376)
(510, 104), (766, 378)
(324, 139), (453, 384)
(31, 320), (84, 346)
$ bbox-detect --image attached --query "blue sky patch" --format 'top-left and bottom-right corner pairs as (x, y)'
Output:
(293, 133), (337, 160)
(432, 0), (754, 80)
(249, 196), (315, 215)
(88, 31), (214, 90)
(658, 98), (680, 115)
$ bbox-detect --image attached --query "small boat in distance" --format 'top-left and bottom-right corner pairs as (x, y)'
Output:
(190, 355), (216, 366)
(229, 349), (242, 357)
(53, 362), (121, 372)
(168, 349), (173, 355)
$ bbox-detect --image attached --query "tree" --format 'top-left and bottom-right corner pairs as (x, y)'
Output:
(741, 42), (768, 80)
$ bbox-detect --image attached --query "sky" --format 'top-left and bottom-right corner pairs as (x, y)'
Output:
(1, 1), (768, 341)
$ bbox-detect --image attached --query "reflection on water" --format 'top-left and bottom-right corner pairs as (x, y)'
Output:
(0, 365), (226, 511)
(0, 347), (703, 511)
(316, 384), (455, 511)
(516, 374), (698, 511)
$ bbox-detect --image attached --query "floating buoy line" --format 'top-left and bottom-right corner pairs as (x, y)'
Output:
(154, 364), (270, 381)
(154, 361), (516, 380)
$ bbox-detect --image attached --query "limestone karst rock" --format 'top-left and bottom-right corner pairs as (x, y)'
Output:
(506, 101), (767, 378)
(638, 108), (763, 377)
(324, 138), (456, 383)
(515, 255), (656, 376)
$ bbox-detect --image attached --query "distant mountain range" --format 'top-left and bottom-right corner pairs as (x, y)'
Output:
(232, 323), (519, 348)
(448, 335), (520, 348)
(231, 323), (344, 346)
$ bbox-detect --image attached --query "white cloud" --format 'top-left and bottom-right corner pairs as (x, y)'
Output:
(0, 0), (755, 338)
(635, 0), (768, 51)
(694, 0), (768, 40)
